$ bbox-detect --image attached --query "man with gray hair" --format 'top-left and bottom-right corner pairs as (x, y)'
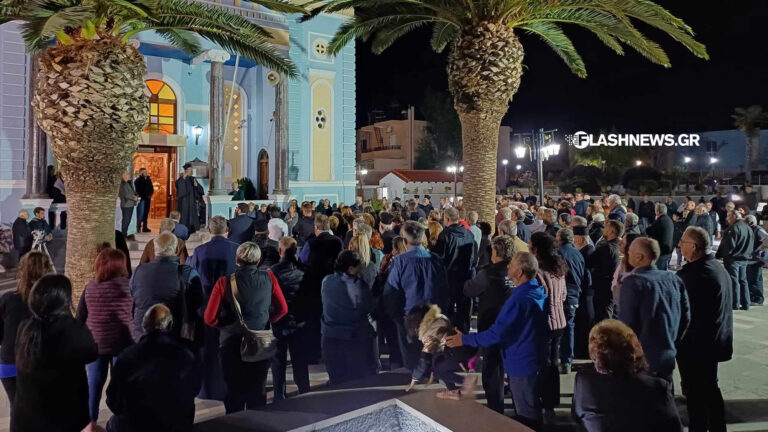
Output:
(745, 215), (767, 305)
(620, 237), (690, 381)
(433, 206), (478, 333)
(556, 228), (589, 373)
(140, 218), (190, 264)
(606, 193), (626, 222)
(186, 215), (239, 399)
(498, 220), (528, 254)
(676, 226), (732, 431)
(624, 212), (641, 235)
(716, 210), (754, 310)
(106, 303), (203, 432)
(647, 202), (674, 271)
(445, 251), (548, 429)
(130, 232), (202, 341)
(384, 221), (449, 369)
(467, 210), (482, 249)
(12, 208), (32, 257)
(510, 207), (531, 242)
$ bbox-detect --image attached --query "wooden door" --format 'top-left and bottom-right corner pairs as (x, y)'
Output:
(133, 146), (177, 219)
(258, 150), (269, 200)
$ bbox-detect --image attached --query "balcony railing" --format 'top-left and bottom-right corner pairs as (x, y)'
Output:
(194, 0), (287, 26)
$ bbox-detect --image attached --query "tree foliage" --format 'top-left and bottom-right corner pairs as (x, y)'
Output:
(414, 88), (462, 169)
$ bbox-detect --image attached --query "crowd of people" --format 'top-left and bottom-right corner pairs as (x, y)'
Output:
(0, 189), (765, 432)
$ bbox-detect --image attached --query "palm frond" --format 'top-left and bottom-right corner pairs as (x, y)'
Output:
(430, 20), (457, 53)
(518, 21), (585, 78)
(371, 17), (434, 54)
(250, 0), (308, 15)
(155, 28), (201, 54)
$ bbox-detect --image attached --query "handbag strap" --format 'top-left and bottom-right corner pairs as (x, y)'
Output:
(229, 274), (249, 331)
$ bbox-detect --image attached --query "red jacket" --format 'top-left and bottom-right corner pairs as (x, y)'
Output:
(204, 269), (287, 328)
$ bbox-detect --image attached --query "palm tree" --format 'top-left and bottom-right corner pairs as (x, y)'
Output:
(733, 105), (768, 183)
(1, 0), (305, 303)
(310, 0), (707, 222)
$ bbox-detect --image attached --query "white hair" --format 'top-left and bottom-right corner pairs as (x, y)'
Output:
(236, 242), (262, 265)
(592, 213), (605, 223)
(154, 233), (178, 257)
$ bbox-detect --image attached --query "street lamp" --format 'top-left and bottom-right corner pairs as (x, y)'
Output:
(683, 156), (692, 164)
(514, 146), (527, 159)
(358, 168), (368, 197)
(447, 164), (463, 202)
(635, 160), (642, 166)
(192, 125), (204, 145)
(515, 164), (522, 170)
(709, 157), (718, 164)
(501, 159), (509, 192)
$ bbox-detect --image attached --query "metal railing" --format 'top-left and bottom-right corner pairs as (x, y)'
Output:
(193, 0), (287, 25)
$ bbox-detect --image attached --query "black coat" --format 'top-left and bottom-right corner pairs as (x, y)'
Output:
(588, 222), (604, 245)
(381, 229), (397, 255)
(271, 258), (309, 333)
(11, 217), (31, 256)
(572, 368), (682, 432)
(560, 243), (588, 305)
(588, 238), (620, 299)
(432, 224), (477, 282)
(134, 175), (154, 200)
(106, 332), (202, 432)
(301, 232), (343, 314)
(292, 214), (315, 247)
(175, 176), (200, 232)
(676, 254), (733, 362)
(647, 213), (674, 256)
(228, 214), (256, 244)
(716, 220), (754, 262)
(11, 316), (98, 432)
(694, 213), (715, 236)
(463, 261), (512, 332)
(637, 200), (656, 221)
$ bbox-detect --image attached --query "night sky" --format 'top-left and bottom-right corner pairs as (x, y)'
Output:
(354, 1), (768, 135)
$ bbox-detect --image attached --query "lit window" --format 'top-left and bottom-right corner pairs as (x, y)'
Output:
(144, 80), (177, 134)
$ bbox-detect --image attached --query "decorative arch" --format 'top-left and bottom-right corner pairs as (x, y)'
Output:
(143, 79), (178, 134)
(258, 149), (269, 200)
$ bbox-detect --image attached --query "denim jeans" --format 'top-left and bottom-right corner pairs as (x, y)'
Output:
(86, 355), (116, 422)
(120, 206), (134, 237)
(560, 303), (577, 365)
(725, 260), (750, 309)
(508, 372), (542, 430)
(270, 328), (311, 401)
(136, 197), (151, 229)
(746, 262), (765, 305)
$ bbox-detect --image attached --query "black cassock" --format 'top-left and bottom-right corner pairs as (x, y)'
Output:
(176, 175), (201, 233)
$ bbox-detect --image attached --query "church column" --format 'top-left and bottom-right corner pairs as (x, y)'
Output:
(272, 76), (290, 195)
(24, 54), (48, 199)
(193, 49), (230, 196)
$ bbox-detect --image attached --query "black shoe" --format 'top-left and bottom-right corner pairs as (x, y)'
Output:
(142, 228), (151, 233)
(559, 363), (571, 375)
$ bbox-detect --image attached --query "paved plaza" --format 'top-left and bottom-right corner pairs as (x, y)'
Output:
(0, 268), (765, 431)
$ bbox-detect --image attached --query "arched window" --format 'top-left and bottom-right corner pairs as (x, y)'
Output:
(144, 79), (177, 134)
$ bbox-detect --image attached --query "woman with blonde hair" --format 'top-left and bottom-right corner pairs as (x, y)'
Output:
(348, 224), (379, 289)
(572, 319), (681, 431)
(0, 251), (54, 405)
(428, 221), (443, 248)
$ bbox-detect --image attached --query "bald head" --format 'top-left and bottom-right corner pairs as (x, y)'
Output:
(628, 237), (660, 268)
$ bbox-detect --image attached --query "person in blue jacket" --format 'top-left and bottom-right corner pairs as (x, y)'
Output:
(446, 251), (548, 430)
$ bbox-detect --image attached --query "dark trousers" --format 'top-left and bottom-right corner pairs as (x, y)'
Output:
(377, 316), (403, 369)
(433, 346), (476, 391)
(574, 291), (594, 359)
(678, 355), (726, 432)
(1, 377), (16, 408)
(393, 317), (422, 370)
(593, 291), (614, 323)
(136, 197), (151, 230)
(86, 355), (115, 421)
(541, 329), (563, 410)
(509, 372), (542, 430)
(481, 347), (505, 413)
(270, 328), (311, 401)
(746, 262), (764, 305)
(120, 206), (134, 237)
(560, 303), (577, 365)
(725, 260), (750, 309)
(657, 253), (672, 271)
(322, 336), (376, 386)
(220, 339), (270, 413)
(448, 282), (472, 334)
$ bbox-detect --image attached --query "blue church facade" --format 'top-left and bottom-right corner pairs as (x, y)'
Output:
(0, 2), (356, 224)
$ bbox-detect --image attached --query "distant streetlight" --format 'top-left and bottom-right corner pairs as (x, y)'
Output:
(502, 159), (509, 165)
(683, 156), (692, 164)
(358, 167), (368, 197)
(709, 157), (718, 164)
(514, 146), (527, 159)
(516, 164), (522, 170)
(635, 160), (642, 166)
(501, 159), (509, 191)
(447, 164), (463, 202)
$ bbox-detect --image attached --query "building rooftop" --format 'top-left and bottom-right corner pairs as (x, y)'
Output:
(388, 169), (463, 183)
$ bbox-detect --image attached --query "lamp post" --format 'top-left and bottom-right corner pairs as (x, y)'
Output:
(709, 157), (718, 180)
(515, 128), (559, 205)
(192, 125), (204, 146)
(635, 160), (642, 166)
(683, 157), (692, 191)
(447, 164), (463, 203)
(501, 159), (509, 193)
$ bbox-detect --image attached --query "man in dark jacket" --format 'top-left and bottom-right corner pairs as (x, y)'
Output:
(419, 196), (434, 215)
(463, 236), (514, 413)
(186, 216), (238, 400)
(379, 212), (397, 254)
(134, 168), (154, 233)
(619, 238), (690, 382)
(574, 193), (588, 218)
(557, 228), (588, 373)
(383, 221), (449, 369)
(292, 202), (315, 247)
(637, 194), (656, 233)
(228, 203), (256, 245)
(511, 207), (531, 243)
(175, 163), (200, 234)
(298, 214), (344, 361)
(12, 209), (32, 257)
(542, 208), (560, 238)
(647, 203), (674, 271)
(106, 304), (202, 432)
(677, 226), (732, 432)
(716, 210), (754, 310)
(589, 220), (622, 322)
(129, 233), (202, 342)
(432, 207), (477, 333)
(606, 194), (626, 222)
(270, 237), (310, 400)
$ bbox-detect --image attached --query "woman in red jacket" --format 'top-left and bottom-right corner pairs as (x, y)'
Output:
(204, 242), (287, 414)
(76, 246), (133, 430)
(529, 232), (568, 418)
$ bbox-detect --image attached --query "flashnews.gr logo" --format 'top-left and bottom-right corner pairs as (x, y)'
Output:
(565, 131), (701, 149)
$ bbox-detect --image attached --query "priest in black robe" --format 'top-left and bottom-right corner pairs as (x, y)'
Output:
(176, 163), (201, 233)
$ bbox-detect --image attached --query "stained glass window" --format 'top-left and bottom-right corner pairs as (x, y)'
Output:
(144, 80), (177, 134)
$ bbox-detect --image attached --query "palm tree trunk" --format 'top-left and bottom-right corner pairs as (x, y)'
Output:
(61, 167), (122, 307)
(745, 134), (756, 183)
(459, 111), (505, 223)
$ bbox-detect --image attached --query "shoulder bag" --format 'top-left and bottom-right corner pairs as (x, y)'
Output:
(229, 274), (277, 362)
